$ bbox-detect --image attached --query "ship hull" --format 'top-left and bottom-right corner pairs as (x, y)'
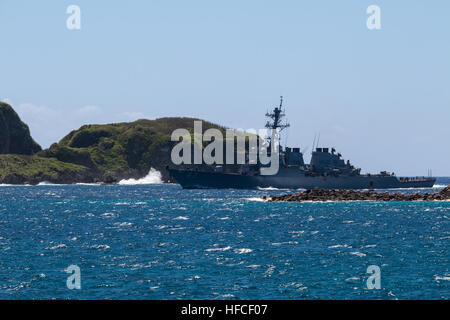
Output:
(168, 168), (436, 190)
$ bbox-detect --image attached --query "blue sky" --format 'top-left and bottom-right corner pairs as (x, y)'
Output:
(1, 1), (449, 175)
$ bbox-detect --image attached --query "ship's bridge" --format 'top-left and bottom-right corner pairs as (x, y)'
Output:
(310, 147), (350, 173)
(283, 147), (305, 167)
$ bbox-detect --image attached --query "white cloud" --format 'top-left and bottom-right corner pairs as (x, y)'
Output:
(74, 105), (103, 116)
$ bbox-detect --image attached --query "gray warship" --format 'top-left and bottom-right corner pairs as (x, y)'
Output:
(168, 98), (436, 189)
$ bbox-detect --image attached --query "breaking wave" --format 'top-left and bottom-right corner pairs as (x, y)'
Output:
(246, 197), (267, 202)
(37, 181), (59, 186)
(118, 168), (163, 185)
(257, 186), (290, 191)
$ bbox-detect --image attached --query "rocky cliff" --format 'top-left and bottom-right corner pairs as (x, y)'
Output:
(0, 102), (41, 155)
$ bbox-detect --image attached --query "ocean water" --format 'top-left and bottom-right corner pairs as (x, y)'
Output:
(0, 178), (449, 300)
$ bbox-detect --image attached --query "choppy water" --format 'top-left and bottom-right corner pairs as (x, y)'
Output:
(0, 178), (449, 299)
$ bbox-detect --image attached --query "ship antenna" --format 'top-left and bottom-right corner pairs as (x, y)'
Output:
(264, 96), (290, 150)
(312, 134), (317, 154)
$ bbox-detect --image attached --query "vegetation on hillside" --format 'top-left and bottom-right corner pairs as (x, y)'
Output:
(0, 154), (90, 184)
(0, 106), (231, 184)
(38, 117), (227, 183)
(0, 101), (261, 184)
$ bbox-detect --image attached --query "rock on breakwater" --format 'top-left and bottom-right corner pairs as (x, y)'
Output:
(264, 185), (450, 202)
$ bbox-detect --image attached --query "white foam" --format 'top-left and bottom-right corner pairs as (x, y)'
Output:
(257, 186), (290, 191)
(118, 168), (163, 185)
(75, 182), (102, 186)
(91, 244), (110, 250)
(37, 181), (58, 186)
(271, 241), (298, 246)
(2, 182), (102, 186)
(328, 244), (352, 249)
(434, 275), (450, 281)
(234, 248), (253, 254)
(246, 197), (266, 202)
(345, 277), (360, 281)
(114, 222), (133, 227)
(349, 251), (366, 257)
(205, 246), (232, 252)
(46, 244), (67, 250)
(173, 216), (189, 220)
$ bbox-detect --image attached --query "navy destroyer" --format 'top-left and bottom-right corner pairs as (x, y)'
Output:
(168, 98), (436, 189)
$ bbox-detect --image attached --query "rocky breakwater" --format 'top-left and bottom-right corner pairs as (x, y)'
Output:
(264, 185), (450, 202)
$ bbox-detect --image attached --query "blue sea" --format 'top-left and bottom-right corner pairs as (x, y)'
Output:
(0, 178), (449, 300)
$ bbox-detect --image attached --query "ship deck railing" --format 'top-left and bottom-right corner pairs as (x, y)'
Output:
(399, 176), (434, 182)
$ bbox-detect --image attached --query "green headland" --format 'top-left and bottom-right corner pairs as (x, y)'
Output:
(0, 101), (224, 184)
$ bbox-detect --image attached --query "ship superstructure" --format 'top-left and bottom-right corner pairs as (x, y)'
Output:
(169, 98), (436, 189)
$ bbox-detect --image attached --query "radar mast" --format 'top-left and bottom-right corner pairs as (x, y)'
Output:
(265, 96), (290, 150)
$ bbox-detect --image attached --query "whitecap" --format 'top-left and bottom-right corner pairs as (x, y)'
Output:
(205, 246), (231, 252)
(264, 265), (276, 276)
(173, 216), (189, 220)
(434, 275), (450, 281)
(345, 277), (360, 281)
(101, 212), (115, 217)
(234, 248), (253, 254)
(246, 197), (267, 202)
(257, 187), (280, 191)
(37, 181), (58, 186)
(328, 244), (352, 249)
(288, 230), (305, 235)
(349, 251), (366, 257)
(91, 244), (110, 250)
(75, 182), (102, 186)
(271, 241), (298, 246)
(118, 168), (163, 185)
(114, 222), (133, 227)
(47, 244), (67, 250)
